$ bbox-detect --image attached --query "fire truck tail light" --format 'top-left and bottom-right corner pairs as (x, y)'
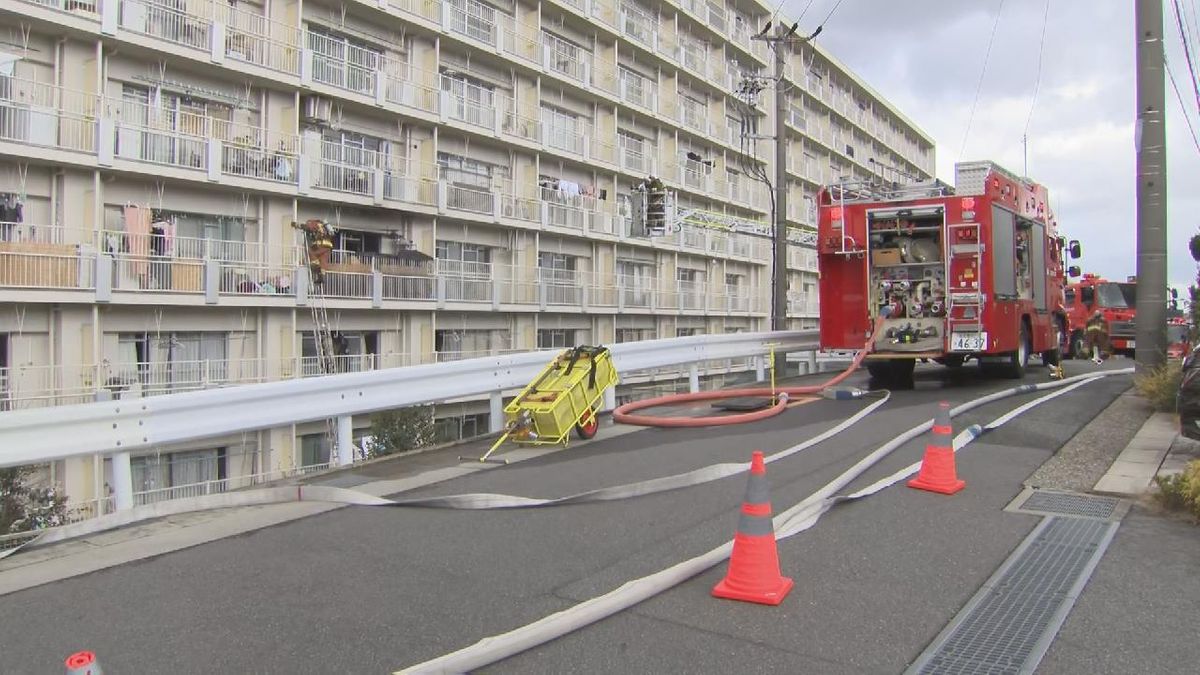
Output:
(961, 197), (976, 210)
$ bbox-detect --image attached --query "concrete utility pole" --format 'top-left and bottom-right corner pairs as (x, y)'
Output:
(752, 22), (811, 331)
(1136, 0), (1168, 369)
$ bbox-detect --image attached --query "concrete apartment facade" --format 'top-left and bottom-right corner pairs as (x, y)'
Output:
(0, 0), (934, 513)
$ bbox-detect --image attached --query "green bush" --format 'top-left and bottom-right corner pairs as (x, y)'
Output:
(1134, 363), (1182, 412)
(1153, 459), (1200, 522)
(366, 406), (434, 458)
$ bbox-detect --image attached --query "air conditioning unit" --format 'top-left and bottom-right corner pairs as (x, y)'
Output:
(301, 96), (333, 124)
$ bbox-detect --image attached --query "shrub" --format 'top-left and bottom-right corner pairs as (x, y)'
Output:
(1153, 459), (1200, 521)
(1134, 362), (1182, 412)
(0, 466), (68, 533)
(366, 405), (434, 458)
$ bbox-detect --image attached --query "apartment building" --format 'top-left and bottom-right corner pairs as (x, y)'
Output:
(0, 0), (934, 512)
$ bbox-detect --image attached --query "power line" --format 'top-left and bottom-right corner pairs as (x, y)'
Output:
(1170, 0), (1200, 116)
(1022, 0), (1050, 139)
(1021, 0), (1051, 176)
(959, 0), (1007, 161)
(816, 0), (847, 31)
(1167, 59), (1200, 155)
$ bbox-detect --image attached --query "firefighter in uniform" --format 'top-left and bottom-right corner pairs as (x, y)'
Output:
(1085, 310), (1110, 364)
(640, 175), (667, 235)
(292, 219), (337, 284)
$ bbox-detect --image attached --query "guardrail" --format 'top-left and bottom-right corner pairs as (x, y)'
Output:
(0, 330), (819, 467)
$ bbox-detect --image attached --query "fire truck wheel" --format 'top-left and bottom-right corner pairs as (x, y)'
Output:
(1002, 322), (1032, 379)
(866, 359), (915, 384)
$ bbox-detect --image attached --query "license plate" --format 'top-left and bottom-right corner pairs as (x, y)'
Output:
(950, 332), (986, 352)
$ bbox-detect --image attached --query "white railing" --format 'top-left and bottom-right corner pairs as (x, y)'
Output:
(445, 0), (498, 46)
(542, 32), (590, 84)
(119, 0), (212, 52)
(0, 331), (819, 469)
(445, 184), (495, 214)
(0, 75), (100, 154)
(0, 248), (93, 290)
(619, 70), (654, 110)
(620, 6), (656, 47)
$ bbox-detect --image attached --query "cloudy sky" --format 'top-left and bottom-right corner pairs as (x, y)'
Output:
(781, 0), (1200, 294)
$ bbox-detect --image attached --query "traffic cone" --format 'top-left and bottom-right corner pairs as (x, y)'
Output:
(907, 401), (965, 495)
(712, 450), (794, 605)
(64, 651), (102, 675)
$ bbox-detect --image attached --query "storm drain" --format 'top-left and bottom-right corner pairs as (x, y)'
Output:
(906, 516), (1119, 675)
(1014, 490), (1122, 520)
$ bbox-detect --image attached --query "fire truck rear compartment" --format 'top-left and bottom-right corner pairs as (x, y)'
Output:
(867, 209), (947, 354)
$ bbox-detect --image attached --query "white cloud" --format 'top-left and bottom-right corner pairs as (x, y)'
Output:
(780, 0), (1200, 293)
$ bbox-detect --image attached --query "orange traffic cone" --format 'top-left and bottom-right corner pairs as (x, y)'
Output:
(907, 401), (965, 495)
(712, 450), (794, 605)
(65, 651), (102, 674)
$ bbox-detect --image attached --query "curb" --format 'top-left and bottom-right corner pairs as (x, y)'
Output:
(1093, 412), (1177, 496)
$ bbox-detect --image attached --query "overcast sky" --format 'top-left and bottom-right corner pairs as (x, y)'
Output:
(781, 0), (1200, 294)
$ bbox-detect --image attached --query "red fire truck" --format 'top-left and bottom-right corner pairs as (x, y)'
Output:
(1063, 275), (1136, 358)
(817, 161), (1076, 382)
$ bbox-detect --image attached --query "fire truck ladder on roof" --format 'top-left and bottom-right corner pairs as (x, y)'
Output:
(946, 222), (985, 336)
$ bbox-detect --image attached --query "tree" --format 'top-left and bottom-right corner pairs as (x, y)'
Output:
(0, 466), (67, 534)
(365, 406), (434, 458)
(1191, 232), (1200, 340)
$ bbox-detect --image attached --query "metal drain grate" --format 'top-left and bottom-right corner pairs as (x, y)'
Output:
(907, 516), (1118, 675)
(1018, 491), (1121, 520)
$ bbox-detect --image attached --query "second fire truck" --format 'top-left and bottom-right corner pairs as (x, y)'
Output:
(817, 160), (1079, 382)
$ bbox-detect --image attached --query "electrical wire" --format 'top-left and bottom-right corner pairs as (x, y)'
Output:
(1021, 0), (1051, 146)
(960, 0), (1007, 161)
(1166, 59), (1200, 155)
(1171, 0), (1200, 117)
(816, 0), (847, 30)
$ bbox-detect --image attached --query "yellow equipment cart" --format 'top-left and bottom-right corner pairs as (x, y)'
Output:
(470, 345), (618, 463)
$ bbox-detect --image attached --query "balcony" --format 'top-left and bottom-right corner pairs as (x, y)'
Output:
(542, 32), (591, 85)
(676, 279), (707, 310)
(536, 267), (584, 306)
(618, 143), (655, 174)
(443, 183), (496, 216)
(620, 6), (657, 49)
(113, 0), (303, 76)
(440, 78), (498, 131)
(619, 71), (655, 111)
(0, 75), (100, 155)
(312, 140), (407, 200)
(444, 0), (499, 47)
(680, 101), (709, 135)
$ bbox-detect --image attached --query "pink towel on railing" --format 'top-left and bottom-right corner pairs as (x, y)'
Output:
(124, 205), (151, 276)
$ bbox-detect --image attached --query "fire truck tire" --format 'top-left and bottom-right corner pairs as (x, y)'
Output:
(1002, 322), (1032, 379)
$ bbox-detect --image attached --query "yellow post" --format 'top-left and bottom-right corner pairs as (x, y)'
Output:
(768, 343), (778, 405)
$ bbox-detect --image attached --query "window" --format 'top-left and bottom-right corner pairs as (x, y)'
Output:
(434, 411), (491, 443)
(676, 267), (701, 282)
(435, 329), (510, 359)
(299, 433), (331, 468)
(447, 0), (497, 43)
(615, 328), (653, 343)
(436, 240), (491, 278)
(537, 329), (576, 349)
(543, 31), (586, 80)
(109, 332), (227, 393)
(540, 105), (582, 153)
(437, 152), (506, 189)
(676, 327), (698, 337)
(131, 448), (224, 498)
(619, 67), (649, 106)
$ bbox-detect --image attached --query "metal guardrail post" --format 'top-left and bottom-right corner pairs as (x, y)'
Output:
(754, 355), (766, 382)
(96, 390), (133, 511)
(688, 363), (700, 393)
(336, 415), (353, 466)
(489, 391), (505, 433)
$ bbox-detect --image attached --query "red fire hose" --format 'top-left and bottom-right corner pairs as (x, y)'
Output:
(612, 319), (885, 428)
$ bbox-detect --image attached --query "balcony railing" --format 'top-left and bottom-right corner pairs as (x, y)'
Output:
(0, 75), (99, 154)
(445, 0), (498, 46)
(620, 6), (656, 47)
(444, 183), (496, 215)
(542, 32), (591, 84)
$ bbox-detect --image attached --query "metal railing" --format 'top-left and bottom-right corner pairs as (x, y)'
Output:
(0, 75), (100, 154)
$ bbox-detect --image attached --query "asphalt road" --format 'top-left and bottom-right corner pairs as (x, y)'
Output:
(0, 361), (1153, 674)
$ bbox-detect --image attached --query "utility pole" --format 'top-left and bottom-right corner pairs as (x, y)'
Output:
(1135, 0), (1167, 370)
(752, 22), (811, 332)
